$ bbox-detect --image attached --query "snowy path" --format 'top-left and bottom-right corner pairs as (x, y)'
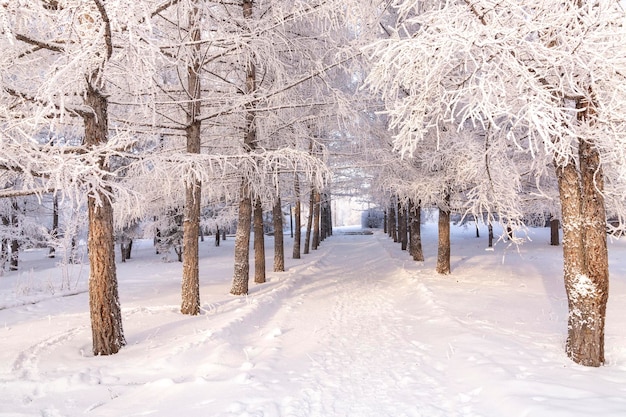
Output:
(267, 236), (458, 417)
(2, 227), (626, 416)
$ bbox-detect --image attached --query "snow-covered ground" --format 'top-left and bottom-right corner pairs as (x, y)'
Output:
(1, 222), (626, 417)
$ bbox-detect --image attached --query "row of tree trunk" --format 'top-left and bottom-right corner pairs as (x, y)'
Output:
(385, 197), (425, 264)
(231, 180), (332, 296)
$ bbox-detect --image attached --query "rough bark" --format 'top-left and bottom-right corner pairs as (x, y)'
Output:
(181, 169), (201, 314)
(388, 199), (397, 242)
(180, 1), (202, 315)
(436, 194), (451, 275)
(293, 176), (301, 259)
(231, 0), (257, 295)
(312, 189), (320, 250)
(409, 199), (424, 262)
(554, 93), (609, 367)
(398, 200), (407, 251)
(550, 218), (560, 246)
(304, 187), (314, 255)
(85, 83), (125, 356)
(231, 182), (252, 295)
(273, 197), (285, 272)
(253, 196), (266, 284)
(575, 138), (608, 366)
(556, 159), (588, 362)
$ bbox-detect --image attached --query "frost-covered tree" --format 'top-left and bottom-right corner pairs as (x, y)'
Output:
(0, 0), (164, 355)
(366, 0), (626, 366)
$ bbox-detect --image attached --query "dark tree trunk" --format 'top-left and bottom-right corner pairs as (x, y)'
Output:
(389, 199), (397, 242)
(9, 238), (18, 271)
(383, 210), (387, 234)
(506, 226), (513, 241)
(304, 187), (314, 255)
(120, 239), (132, 263)
(273, 197), (285, 272)
(48, 193), (59, 258)
(293, 176), (302, 259)
(231, 182), (252, 295)
(9, 199), (19, 271)
(253, 196), (266, 284)
(154, 228), (161, 254)
(550, 218), (560, 246)
(409, 199), (424, 262)
(436, 194), (451, 275)
(181, 2), (202, 315)
(312, 189), (320, 250)
(398, 200), (407, 251)
(488, 223), (494, 248)
(320, 193), (327, 242)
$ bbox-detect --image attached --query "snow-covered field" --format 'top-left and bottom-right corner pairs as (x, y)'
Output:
(1, 222), (626, 417)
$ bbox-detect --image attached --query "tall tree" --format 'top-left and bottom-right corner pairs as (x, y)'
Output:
(436, 192), (451, 275)
(273, 195), (285, 272)
(230, 0), (258, 295)
(293, 175), (302, 259)
(181, 0), (202, 315)
(253, 196), (266, 283)
(366, 0), (626, 365)
(408, 199), (424, 262)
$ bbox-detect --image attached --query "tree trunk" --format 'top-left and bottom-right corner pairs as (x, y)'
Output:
(304, 187), (314, 255)
(409, 199), (424, 262)
(398, 199), (407, 251)
(488, 223), (494, 248)
(231, 0), (257, 295)
(550, 217), (560, 246)
(576, 138), (608, 366)
(320, 193), (327, 242)
(253, 196), (266, 284)
(556, 139), (608, 367)
(554, 95), (610, 367)
(9, 199), (19, 271)
(181, 2), (202, 315)
(181, 172), (201, 314)
(312, 189), (320, 250)
(85, 76), (125, 356)
(383, 210), (387, 234)
(389, 199), (397, 241)
(293, 175), (301, 259)
(273, 196), (285, 272)
(9, 238), (18, 271)
(48, 193), (59, 258)
(436, 194), (451, 275)
(231, 181), (252, 295)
